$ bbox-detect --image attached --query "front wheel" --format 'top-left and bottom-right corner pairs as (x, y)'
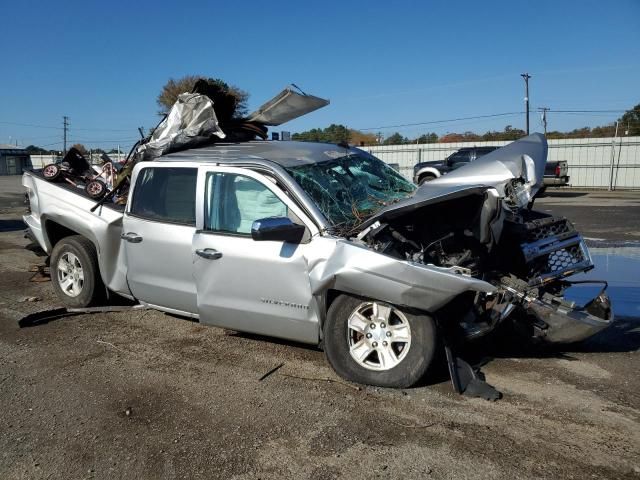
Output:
(323, 294), (437, 388)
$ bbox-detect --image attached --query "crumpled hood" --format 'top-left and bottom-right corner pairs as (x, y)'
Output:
(359, 184), (491, 230)
(359, 134), (547, 230)
(428, 133), (547, 196)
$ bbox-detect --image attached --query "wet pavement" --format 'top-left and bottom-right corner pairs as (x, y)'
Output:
(566, 245), (640, 318)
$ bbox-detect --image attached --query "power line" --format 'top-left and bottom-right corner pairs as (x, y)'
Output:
(357, 112), (524, 131)
(0, 120), (138, 132)
(547, 109), (627, 113)
(67, 138), (139, 144)
(15, 135), (62, 141)
(71, 126), (138, 132)
(0, 120), (62, 130)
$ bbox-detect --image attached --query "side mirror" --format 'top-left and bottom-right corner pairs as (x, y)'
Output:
(251, 217), (306, 243)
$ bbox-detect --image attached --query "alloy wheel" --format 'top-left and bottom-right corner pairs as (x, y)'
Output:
(347, 301), (412, 371)
(57, 252), (84, 297)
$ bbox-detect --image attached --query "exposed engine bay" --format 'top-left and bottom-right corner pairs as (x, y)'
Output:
(355, 138), (613, 346)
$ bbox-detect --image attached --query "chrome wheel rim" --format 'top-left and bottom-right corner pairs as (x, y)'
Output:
(347, 302), (411, 371)
(57, 252), (84, 297)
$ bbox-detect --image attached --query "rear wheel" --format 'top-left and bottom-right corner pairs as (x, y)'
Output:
(43, 164), (61, 181)
(50, 235), (104, 307)
(323, 294), (437, 388)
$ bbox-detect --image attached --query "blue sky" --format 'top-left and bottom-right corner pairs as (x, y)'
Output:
(1, 0), (638, 151)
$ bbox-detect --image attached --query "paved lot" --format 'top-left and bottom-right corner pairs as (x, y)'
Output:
(1, 175), (639, 479)
(536, 189), (640, 243)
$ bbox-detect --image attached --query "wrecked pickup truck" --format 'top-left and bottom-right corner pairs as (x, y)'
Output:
(22, 132), (613, 390)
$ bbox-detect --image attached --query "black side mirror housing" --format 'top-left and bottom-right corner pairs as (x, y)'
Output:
(251, 217), (306, 243)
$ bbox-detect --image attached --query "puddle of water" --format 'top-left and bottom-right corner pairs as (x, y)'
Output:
(564, 247), (640, 318)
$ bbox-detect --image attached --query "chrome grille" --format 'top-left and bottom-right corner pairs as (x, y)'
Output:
(519, 219), (593, 285)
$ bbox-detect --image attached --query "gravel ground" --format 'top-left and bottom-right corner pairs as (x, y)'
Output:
(1, 178), (639, 479)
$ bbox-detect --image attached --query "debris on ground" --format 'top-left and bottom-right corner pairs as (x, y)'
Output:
(28, 264), (50, 283)
(19, 296), (41, 303)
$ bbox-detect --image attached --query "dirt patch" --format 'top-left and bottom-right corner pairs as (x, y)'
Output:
(1, 205), (639, 479)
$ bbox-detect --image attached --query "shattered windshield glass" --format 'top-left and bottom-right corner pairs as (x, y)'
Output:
(286, 154), (416, 232)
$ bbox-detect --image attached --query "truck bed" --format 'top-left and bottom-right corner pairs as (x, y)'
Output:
(27, 169), (125, 212)
(22, 170), (131, 296)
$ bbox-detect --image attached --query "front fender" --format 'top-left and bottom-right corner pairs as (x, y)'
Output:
(307, 240), (496, 314)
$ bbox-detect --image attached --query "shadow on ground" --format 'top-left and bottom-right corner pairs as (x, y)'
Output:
(461, 316), (640, 365)
(539, 190), (588, 198)
(0, 219), (26, 232)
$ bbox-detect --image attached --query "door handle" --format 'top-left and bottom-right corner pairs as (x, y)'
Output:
(196, 248), (223, 260)
(121, 232), (143, 243)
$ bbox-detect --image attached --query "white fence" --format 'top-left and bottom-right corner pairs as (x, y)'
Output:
(363, 136), (640, 189)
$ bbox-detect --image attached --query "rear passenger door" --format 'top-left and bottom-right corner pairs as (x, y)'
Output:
(192, 166), (321, 344)
(122, 164), (199, 314)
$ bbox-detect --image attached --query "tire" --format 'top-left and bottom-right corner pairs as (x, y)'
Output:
(50, 235), (104, 307)
(418, 174), (436, 185)
(85, 179), (107, 199)
(323, 294), (437, 388)
(43, 164), (61, 181)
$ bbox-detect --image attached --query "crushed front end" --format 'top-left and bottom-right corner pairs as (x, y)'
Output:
(358, 186), (613, 345)
(494, 211), (613, 343)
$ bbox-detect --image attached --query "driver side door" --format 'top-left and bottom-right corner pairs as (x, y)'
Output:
(192, 166), (321, 344)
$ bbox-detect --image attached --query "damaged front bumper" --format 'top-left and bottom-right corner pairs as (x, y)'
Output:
(499, 277), (614, 343)
(526, 288), (614, 343)
(497, 215), (614, 343)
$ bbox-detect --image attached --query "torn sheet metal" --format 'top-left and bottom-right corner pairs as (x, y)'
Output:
(247, 87), (330, 126)
(307, 239), (496, 313)
(429, 133), (547, 199)
(358, 184), (490, 231)
(138, 93), (225, 161)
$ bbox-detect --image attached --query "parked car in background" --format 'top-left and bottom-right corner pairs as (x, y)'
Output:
(413, 145), (570, 187)
(413, 146), (499, 185)
(543, 160), (570, 186)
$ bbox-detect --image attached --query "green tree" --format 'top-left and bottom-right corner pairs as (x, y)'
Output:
(156, 75), (249, 118)
(383, 132), (408, 145)
(71, 143), (88, 155)
(25, 145), (50, 154)
(292, 124), (353, 143)
(414, 133), (439, 143)
(618, 103), (640, 136)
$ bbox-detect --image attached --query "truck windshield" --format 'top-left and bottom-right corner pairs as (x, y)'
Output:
(285, 154), (416, 232)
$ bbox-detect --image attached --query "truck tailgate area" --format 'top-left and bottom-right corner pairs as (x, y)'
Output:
(22, 171), (130, 296)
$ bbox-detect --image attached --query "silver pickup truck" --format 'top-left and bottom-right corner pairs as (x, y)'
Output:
(22, 134), (613, 390)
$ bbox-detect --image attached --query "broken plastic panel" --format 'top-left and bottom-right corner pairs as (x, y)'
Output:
(247, 87), (330, 126)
